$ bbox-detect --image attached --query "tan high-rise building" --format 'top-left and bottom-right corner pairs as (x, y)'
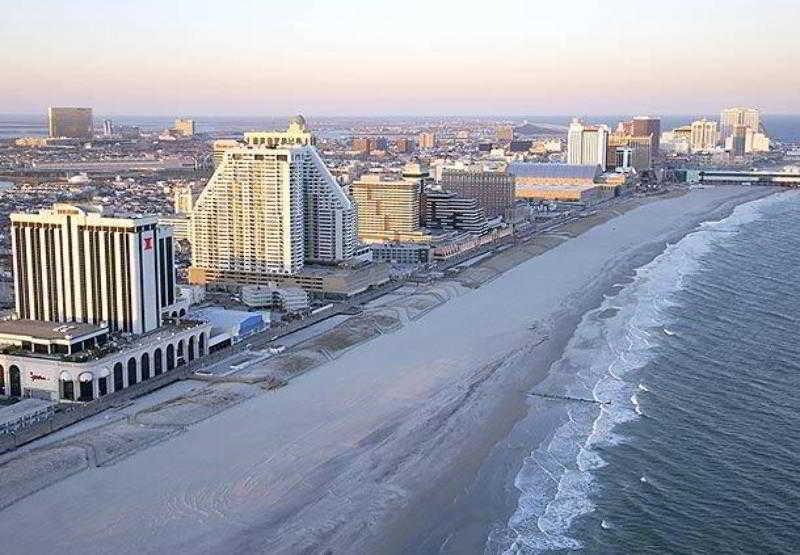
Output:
(690, 119), (719, 153)
(626, 136), (653, 170)
(48, 107), (92, 139)
(351, 175), (429, 243)
(352, 137), (372, 154)
(496, 125), (514, 143)
(418, 132), (436, 149)
(720, 107), (760, 142)
(212, 139), (242, 168)
(394, 137), (413, 153)
(173, 118), (195, 137)
(605, 133), (652, 171)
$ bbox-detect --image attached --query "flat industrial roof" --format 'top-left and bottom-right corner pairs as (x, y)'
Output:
(509, 163), (600, 180)
(0, 320), (106, 341)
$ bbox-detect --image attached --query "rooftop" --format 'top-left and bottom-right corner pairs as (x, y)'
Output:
(509, 163), (600, 181)
(0, 320), (106, 341)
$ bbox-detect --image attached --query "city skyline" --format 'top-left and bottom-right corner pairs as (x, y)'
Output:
(1, 0), (799, 116)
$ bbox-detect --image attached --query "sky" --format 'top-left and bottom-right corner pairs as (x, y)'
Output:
(1, 0), (798, 116)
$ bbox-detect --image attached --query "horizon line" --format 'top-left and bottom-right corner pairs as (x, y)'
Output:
(2, 111), (800, 119)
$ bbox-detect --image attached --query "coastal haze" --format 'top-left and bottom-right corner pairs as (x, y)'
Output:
(2, 1), (800, 115)
(1, 2), (799, 555)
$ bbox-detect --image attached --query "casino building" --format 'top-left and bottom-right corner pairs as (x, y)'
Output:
(0, 203), (210, 403)
(11, 203), (175, 334)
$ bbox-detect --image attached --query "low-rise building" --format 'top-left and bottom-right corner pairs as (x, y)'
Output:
(200, 262), (391, 299)
(511, 163), (607, 203)
(241, 284), (310, 313)
(430, 227), (513, 262)
(189, 307), (266, 351)
(0, 319), (211, 402)
(370, 243), (432, 265)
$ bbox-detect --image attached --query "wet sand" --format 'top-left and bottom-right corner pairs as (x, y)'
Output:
(0, 186), (777, 555)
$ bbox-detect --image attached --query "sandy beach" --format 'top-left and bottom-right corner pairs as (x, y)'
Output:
(0, 185), (777, 554)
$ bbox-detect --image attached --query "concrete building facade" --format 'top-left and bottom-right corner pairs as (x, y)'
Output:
(691, 119), (719, 153)
(720, 107), (760, 142)
(439, 167), (515, 219)
(190, 121), (357, 286)
(0, 320), (210, 402)
(190, 146), (306, 279)
(567, 119), (609, 167)
(422, 190), (489, 235)
(173, 118), (195, 137)
(10, 203), (176, 335)
(48, 107), (92, 139)
(351, 175), (429, 243)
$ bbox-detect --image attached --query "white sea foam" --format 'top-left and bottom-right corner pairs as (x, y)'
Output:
(501, 192), (785, 553)
(631, 393), (643, 416)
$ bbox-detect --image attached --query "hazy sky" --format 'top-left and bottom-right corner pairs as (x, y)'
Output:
(1, 0), (798, 116)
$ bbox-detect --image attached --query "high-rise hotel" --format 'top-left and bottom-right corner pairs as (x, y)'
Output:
(720, 107), (760, 142)
(351, 175), (430, 243)
(189, 116), (358, 286)
(2, 204), (210, 403)
(48, 107), (93, 139)
(11, 203), (175, 335)
(567, 118), (609, 167)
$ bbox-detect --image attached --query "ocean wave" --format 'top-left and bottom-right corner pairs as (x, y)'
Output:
(631, 393), (643, 416)
(497, 191), (788, 554)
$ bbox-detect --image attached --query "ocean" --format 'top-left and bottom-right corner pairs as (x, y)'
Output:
(1, 114), (800, 142)
(498, 189), (800, 553)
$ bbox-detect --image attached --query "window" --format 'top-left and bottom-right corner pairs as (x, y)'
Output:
(114, 363), (124, 391)
(127, 357), (137, 386)
(9, 366), (21, 397)
(62, 380), (75, 401)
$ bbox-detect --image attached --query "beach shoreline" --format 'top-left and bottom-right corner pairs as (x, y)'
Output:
(367, 185), (780, 555)
(0, 185), (780, 555)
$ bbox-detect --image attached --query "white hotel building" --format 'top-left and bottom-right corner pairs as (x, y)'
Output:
(189, 116), (358, 286)
(567, 118), (609, 168)
(11, 203), (176, 335)
(0, 203), (210, 403)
